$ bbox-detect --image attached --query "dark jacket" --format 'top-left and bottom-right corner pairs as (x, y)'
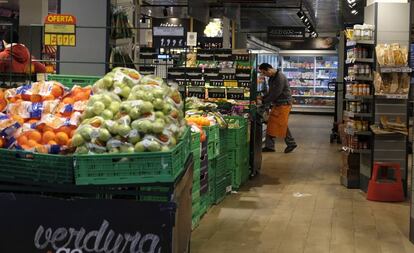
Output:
(263, 70), (292, 105)
(0, 44), (46, 73)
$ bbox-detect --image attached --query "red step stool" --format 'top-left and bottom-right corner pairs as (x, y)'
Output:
(367, 162), (404, 202)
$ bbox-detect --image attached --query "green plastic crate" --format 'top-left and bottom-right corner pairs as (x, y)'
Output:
(223, 116), (249, 149)
(48, 74), (101, 88)
(211, 173), (232, 205)
(227, 147), (250, 190)
(212, 154), (229, 180)
(207, 141), (220, 160)
(191, 132), (201, 151)
(203, 125), (219, 144)
(139, 185), (171, 202)
(0, 149), (74, 185)
(74, 128), (191, 185)
(219, 129), (228, 154)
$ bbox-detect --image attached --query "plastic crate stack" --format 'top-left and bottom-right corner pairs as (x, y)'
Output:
(224, 116), (250, 190)
(199, 139), (209, 216)
(208, 127), (232, 205)
(191, 132), (202, 229)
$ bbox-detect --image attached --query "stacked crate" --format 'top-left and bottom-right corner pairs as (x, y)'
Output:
(190, 132), (202, 229)
(224, 116), (250, 190)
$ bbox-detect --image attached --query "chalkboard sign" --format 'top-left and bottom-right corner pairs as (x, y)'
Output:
(0, 194), (176, 253)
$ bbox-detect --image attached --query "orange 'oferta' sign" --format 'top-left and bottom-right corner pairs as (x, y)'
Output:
(45, 14), (77, 25)
(44, 14), (76, 46)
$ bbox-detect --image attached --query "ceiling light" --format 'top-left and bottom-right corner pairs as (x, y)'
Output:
(163, 6), (168, 17)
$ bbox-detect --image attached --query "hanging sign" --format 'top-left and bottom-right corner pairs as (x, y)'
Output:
(44, 14), (76, 46)
(267, 26), (305, 40)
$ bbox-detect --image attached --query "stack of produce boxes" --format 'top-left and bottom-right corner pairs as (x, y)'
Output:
(208, 125), (232, 205)
(191, 132), (202, 229)
(198, 137), (209, 216)
(224, 116), (250, 189)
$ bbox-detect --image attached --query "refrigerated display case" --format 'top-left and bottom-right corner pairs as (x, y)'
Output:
(280, 55), (338, 113)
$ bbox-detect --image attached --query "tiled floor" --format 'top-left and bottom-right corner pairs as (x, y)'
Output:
(191, 114), (414, 253)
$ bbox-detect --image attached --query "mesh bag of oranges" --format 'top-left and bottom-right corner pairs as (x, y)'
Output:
(14, 113), (81, 154)
(56, 86), (92, 117)
(0, 113), (23, 148)
(5, 81), (66, 103)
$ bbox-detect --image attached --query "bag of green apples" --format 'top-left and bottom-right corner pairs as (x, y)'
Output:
(72, 69), (187, 154)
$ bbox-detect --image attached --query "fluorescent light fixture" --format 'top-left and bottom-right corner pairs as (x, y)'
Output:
(0, 1), (8, 3)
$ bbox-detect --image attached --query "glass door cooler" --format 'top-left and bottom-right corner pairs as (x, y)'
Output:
(281, 55), (338, 114)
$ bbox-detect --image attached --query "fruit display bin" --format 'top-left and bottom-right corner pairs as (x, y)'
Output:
(0, 149), (74, 185)
(74, 128), (191, 185)
(48, 74), (101, 88)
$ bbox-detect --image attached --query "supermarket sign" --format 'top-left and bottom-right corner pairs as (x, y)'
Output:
(44, 14), (76, 46)
(0, 194), (175, 253)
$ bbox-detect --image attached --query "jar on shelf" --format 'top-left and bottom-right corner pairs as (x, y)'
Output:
(353, 25), (362, 40)
(352, 83), (359, 95)
(364, 84), (370, 95)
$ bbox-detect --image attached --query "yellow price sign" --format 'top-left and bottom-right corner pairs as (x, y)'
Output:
(44, 14), (77, 47)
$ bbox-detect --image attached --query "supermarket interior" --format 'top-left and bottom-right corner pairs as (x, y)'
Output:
(1, 0), (414, 252)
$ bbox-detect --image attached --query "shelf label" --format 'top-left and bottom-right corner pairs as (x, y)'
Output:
(44, 14), (76, 47)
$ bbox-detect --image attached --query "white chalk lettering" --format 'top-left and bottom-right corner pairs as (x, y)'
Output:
(33, 220), (160, 253)
(34, 226), (49, 249)
(138, 234), (160, 253)
(51, 228), (68, 249)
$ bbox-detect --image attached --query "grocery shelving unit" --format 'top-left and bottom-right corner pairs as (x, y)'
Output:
(280, 55), (338, 114)
(355, 2), (410, 194)
(342, 39), (376, 190)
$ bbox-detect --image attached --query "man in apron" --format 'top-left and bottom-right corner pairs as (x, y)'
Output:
(259, 63), (297, 153)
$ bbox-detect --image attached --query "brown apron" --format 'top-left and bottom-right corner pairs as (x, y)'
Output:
(266, 105), (291, 138)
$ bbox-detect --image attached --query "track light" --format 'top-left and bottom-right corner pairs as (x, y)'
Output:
(310, 31), (318, 38)
(163, 6), (168, 17)
(297, 10), (305, 20)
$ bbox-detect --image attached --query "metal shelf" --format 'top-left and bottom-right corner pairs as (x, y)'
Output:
(345, 58), (375, 64)
(378, 66), (412, 73)
(345, 128), (372, 136)
(344, 111), (372, 118)
(345, 94), (373, 100)
(375, 94), (409, 99)
(292, 95), (335, 98)
(291, 86), (329, 89)
(346, 40), (375, 46)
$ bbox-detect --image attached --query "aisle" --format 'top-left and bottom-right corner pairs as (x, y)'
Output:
(191, 114), (414, 253)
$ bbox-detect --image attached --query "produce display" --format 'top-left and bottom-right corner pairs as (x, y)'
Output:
(73, 67), (186, 154)
(0, 68), (187, 155)
(0, 82), (91, 153)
